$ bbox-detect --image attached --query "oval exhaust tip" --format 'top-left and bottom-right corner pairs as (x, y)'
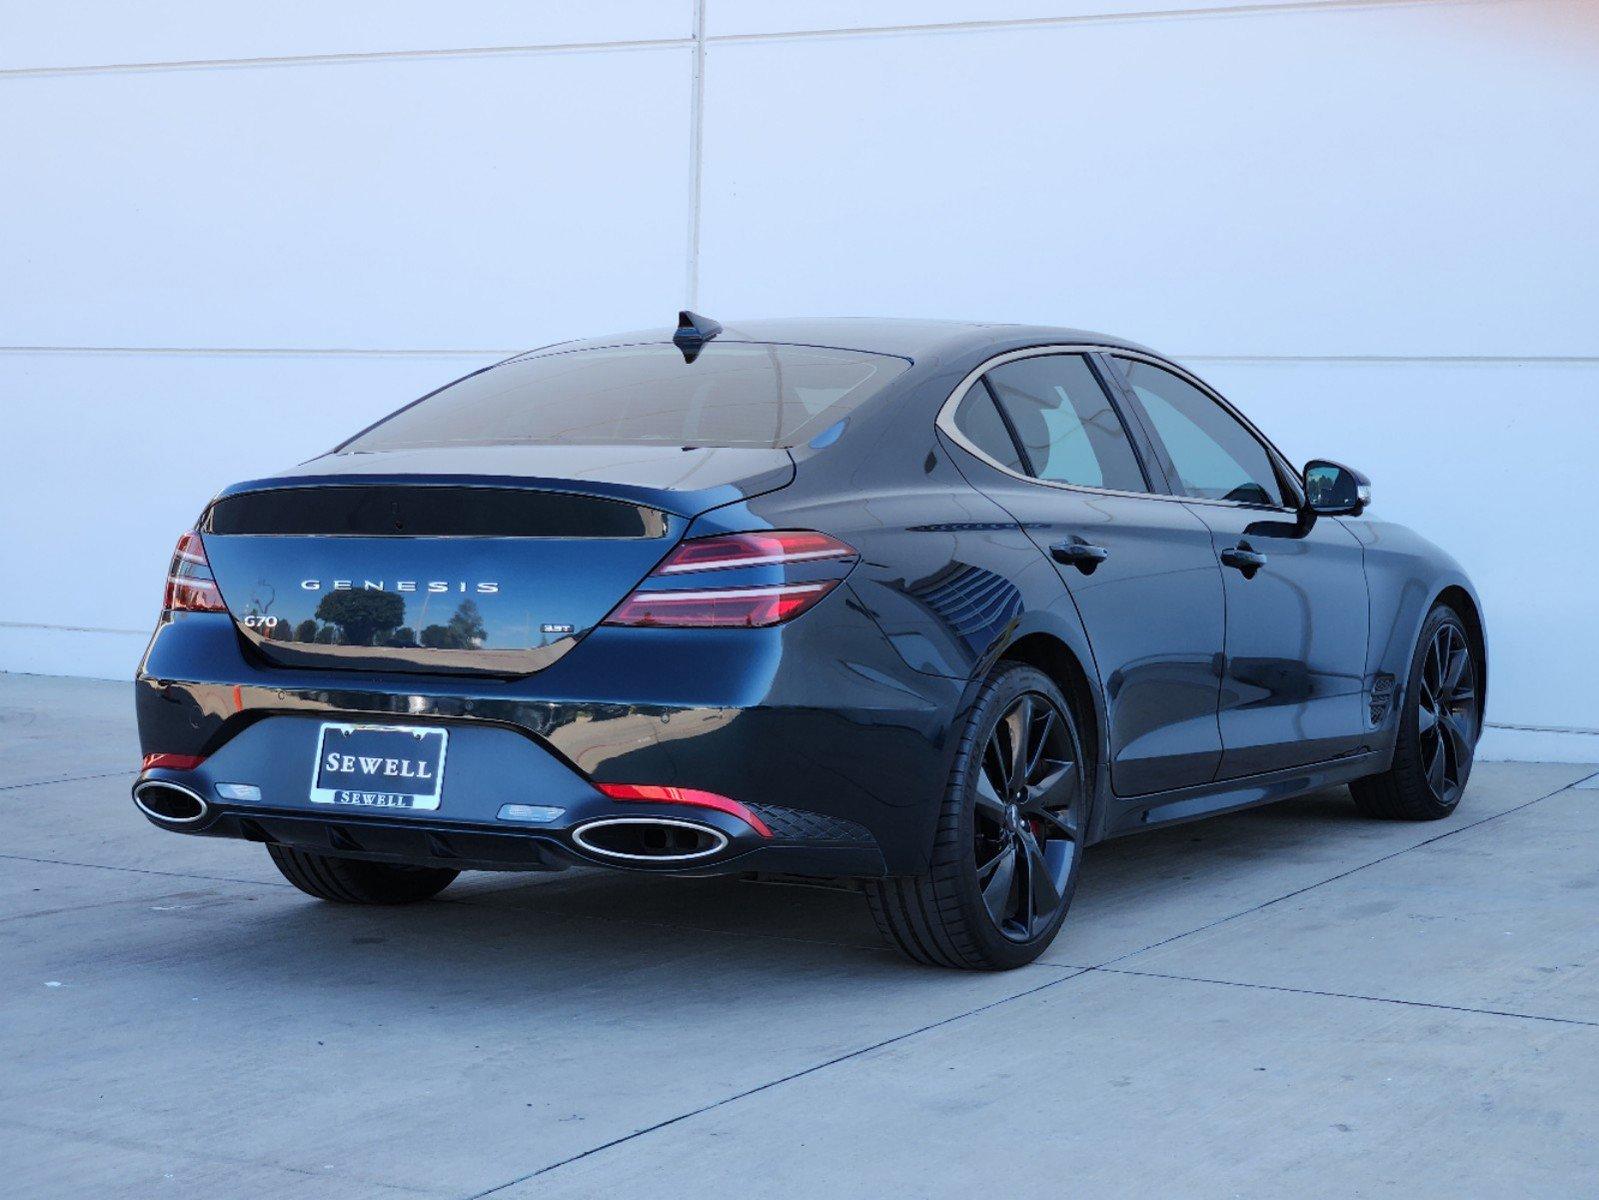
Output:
(132, 781), (211, 825)
(572, 816), (729, 863)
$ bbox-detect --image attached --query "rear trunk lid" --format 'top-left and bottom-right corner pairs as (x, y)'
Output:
(198, 445), (792, 677)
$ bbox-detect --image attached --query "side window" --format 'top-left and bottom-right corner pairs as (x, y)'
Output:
(950, 379), (1025, 473)
(1115, 358), (1285, 507)
(984, 354), (1148, 492)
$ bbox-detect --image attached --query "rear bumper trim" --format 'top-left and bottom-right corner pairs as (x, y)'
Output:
(142, 801), (887, 878)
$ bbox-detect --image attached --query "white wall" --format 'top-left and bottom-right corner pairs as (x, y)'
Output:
(3, 0), (1595, 761)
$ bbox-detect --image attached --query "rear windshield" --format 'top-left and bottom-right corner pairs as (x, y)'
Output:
(342, 342), (910, 452)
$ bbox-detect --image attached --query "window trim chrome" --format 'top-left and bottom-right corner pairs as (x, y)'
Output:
(936, 343), (1303, 514)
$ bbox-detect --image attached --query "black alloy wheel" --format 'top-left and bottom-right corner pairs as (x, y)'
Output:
(973, 691), (1081, 941)
(1352, 604), (1481, 821)
(868, 662), (1089, 969)
(1416, 620), (1479, 807)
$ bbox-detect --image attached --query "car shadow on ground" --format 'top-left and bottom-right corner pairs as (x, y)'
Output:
(172, 784), (1416, 999)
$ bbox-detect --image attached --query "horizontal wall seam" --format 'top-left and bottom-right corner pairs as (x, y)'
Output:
(707, 0), (1504, 45)
(1181, 354), (1599, 365)
(0, 346), (513, 359)
(3, 346), (1597, 365)
(0, 0), (1515, 79)
(0, 35), (693, 80)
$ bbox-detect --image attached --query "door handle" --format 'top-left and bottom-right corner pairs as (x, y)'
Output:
(1220, 544), (1268, 577)
(1050, 540), (1110, 575)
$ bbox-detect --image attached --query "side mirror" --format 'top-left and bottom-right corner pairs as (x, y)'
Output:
(1303, 459), (1371, 516)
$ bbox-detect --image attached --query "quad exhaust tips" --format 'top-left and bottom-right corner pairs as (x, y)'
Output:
(572, 817), (729, 863)
(132, 780), (211, 825)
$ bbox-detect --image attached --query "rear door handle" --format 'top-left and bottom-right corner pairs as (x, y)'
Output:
(1050, 540), (1110, 574)
(1220, 545), (1268, 577)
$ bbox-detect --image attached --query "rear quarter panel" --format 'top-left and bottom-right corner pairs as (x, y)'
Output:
(728, 371), (1109, 847)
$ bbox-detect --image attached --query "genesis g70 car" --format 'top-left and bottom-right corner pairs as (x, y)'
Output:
(133, 315), (1485, 969)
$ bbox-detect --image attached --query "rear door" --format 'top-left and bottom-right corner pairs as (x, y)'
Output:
(1105, 355), (1371, 778)
(942, 351), (1227, 796)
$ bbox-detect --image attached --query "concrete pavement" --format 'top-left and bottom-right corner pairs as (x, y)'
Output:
(2, 673), (1595, 1198)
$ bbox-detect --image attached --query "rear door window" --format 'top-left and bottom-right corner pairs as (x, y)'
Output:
(950, 379), (1026, 473)
(984, 354), (1148, 493)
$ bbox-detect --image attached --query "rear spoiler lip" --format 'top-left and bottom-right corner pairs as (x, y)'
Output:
(209, 457), (796, 523)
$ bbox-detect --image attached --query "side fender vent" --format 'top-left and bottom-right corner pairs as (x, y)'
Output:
(1369, 673), (1396, 726)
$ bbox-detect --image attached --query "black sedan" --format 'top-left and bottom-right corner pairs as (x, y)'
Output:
(133, 315), (1484, 969)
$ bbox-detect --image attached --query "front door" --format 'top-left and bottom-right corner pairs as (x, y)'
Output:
(1107, 356), (1371, 778)
(944, 352), (1227, 796)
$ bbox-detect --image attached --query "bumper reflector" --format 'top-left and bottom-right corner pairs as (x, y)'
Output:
(595, 783), (774, 838)
(141, 753), (206, 771)
(497, 803), (566, 824)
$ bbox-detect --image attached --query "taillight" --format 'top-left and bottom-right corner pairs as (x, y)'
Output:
(655, 530), (856, 574)
(603, 530), (856, 629)
(162, 531), (226, 614)
(605, 582), (837, 628)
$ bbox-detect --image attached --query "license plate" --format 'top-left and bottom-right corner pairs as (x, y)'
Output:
(310, 723), (448, 811)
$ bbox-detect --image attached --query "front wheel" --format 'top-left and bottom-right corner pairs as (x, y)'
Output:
(267, 845), (459, 904)
(1350, 603), (1481, 820)
(868, 663), (1089, 970)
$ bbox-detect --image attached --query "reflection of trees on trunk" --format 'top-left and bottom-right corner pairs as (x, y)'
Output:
(421, 600), (487, 650)
(312, 591), (405, 647)
(284, 595), (486, 649)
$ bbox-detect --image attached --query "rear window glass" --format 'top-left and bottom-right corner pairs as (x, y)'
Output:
(342, 342), (910, 452)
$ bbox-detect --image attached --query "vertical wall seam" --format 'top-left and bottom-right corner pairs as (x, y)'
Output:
(685, 0), (708, 308)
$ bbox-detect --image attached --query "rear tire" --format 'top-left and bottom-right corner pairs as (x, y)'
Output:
(1350, 603), (1481, 821)
(267, 845), (459, 904)
(868, 663), (1089, 970)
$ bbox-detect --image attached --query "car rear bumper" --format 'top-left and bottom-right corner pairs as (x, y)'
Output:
(132, 714), (887, 876)
(134, 601), (966, 876)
